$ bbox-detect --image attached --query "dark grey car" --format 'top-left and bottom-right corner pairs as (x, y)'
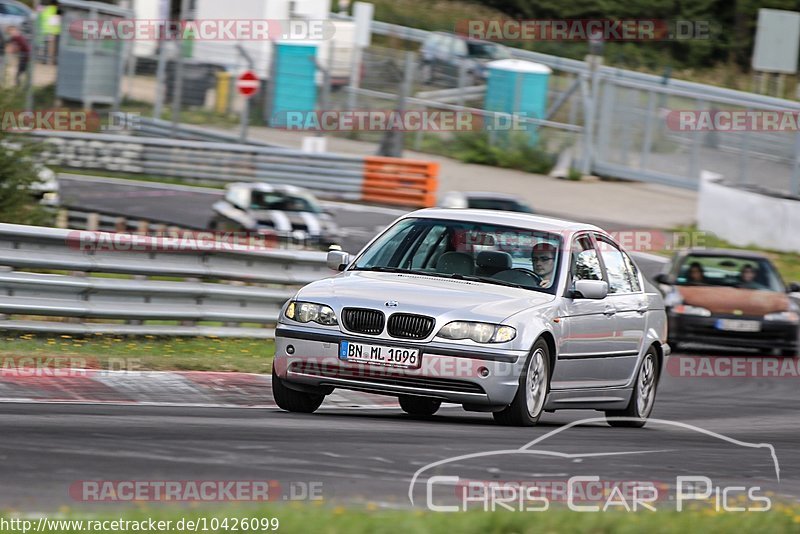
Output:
(419, 31), (511, 85)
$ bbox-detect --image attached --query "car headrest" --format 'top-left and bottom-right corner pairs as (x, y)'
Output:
(476, 250), (512, 271)
(436, 251), (475, 275)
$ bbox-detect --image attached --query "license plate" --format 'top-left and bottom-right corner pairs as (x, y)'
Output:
(715, 319), (761, 332)
(339, 340), (421, 369)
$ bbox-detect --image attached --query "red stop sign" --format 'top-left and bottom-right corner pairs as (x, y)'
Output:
(237, 70), (259, 97)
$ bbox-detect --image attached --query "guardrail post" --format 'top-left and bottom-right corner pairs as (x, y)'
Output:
(86, 213), (100, 232)
(56, 210), (69, 229)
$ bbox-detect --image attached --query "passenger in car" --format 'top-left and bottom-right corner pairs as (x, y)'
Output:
(738, 264), (765, 290)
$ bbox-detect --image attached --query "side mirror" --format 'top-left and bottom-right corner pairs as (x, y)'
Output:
(788, 282), (800, 293)
(326, 250), (350, 271)
(572, 280), (608, 300)
(654, 273), (672, 285)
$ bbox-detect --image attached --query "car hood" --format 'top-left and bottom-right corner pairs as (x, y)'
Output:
(677, 286), (790, 315)
(296, 271), (554, 322)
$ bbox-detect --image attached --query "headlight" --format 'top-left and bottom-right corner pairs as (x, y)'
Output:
(764, 311), (800, 323)
(673, 304), (711, 317)
(284, 301), (338, 326)
(437, 321), (516, 343)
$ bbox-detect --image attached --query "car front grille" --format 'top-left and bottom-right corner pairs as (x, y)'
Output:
(342, 308), (385, 335)
(387, 313), (435, 340)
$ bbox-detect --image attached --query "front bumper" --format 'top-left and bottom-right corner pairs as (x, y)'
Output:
(274, 326), (528, 407)
(669, 312), (799, 351)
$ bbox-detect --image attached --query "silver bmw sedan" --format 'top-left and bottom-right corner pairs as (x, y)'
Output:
(273, 209), (669, 427)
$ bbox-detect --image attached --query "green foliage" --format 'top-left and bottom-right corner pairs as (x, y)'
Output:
(0, 93), (51, 226)
(422, 131), (555, 174)
(454, 131), (555, 174)
(567, 167), (583, 181)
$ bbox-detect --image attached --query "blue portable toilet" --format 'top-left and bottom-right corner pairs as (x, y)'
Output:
(270, 42), (318, 128)
(484, 59), (552, 143)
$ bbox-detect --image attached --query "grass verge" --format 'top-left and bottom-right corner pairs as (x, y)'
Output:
(3, 503), (800, 533)
(0, 334), (274, 374)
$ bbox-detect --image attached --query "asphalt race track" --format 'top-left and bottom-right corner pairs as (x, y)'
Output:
(6, 174), (792, 512)
(58, 174), (650, 261)
(0, 349), (797, 511)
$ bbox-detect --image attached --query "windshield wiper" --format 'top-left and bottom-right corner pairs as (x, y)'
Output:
(352, 266), (440, 277)
(353, 267), (537, 290)
(448, 273), (533, 290)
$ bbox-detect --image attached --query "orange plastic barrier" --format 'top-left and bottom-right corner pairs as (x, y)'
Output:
(362, 157), (439, 208)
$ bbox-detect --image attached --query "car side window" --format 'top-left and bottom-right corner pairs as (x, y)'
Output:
(596, 236), (634, 294)
(570, 235), (603, 283)
(621, 251), (642, 292)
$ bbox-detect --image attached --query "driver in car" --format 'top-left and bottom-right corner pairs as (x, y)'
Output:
(531, 242), (557, 288)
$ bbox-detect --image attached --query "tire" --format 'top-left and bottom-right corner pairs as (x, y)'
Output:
(399, 395), (441, 416)
(493, 338), (550, 427)
(606, 347), (659, 428)
(272, 367), (324, 414)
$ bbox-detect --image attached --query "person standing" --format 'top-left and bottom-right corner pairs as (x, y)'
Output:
(7, 26), (30, 86)
(39, 2), (61, 65)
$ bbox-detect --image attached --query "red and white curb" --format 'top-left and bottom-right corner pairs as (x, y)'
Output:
(0, 369), (399, 409)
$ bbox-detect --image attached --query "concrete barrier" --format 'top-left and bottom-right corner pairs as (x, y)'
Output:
(697, 170), (800, 253)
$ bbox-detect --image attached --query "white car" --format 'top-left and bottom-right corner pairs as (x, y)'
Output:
(30, 165), (59, 207)
(273, 209), (669, 427)
(210, 183), (339, 247)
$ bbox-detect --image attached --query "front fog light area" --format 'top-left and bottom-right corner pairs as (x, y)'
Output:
(284, 301), (338, 326)
(437, 321), (516, 343)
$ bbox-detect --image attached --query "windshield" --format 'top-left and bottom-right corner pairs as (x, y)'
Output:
(249, 191), (321, 213)
(467, 41), (510, 59)
(676, 255), (784, 292)
(351, 218), (563, 292)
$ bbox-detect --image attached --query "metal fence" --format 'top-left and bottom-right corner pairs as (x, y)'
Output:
(366, 19), (800, 195)
(14, 10), (800, 196)
(0, 223), (331, 337)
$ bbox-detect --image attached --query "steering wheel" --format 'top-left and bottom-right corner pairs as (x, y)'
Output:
(494, 268), (542, 286)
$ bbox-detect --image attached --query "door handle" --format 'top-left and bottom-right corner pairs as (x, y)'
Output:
(636, 303), (649, 314)
(603, 307), (616, 316)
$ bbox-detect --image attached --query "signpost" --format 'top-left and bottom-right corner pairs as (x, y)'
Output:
(237, 70), (259, 142)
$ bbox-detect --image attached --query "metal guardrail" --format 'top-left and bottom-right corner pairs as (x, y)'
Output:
(0, 223), (331, 337)
(31, 131), (439, 207)
(34, 131), (366, 199)
(135, 118), (282, 147)
(58, 208), (321, 250)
